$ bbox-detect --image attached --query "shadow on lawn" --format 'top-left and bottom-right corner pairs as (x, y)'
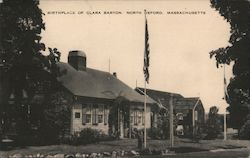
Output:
(0, 145), (27, 151)
(215, 145), (246, 149)
(179, 139), (202, 144)
(170, 147), (208, 153)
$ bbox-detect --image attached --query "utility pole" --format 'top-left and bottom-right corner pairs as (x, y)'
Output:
(169, 93), (174, 147)
(108, 58), (110, 73)
(224, 113), (227, 140)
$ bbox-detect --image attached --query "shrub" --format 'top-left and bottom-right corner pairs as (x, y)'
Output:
(69, 128), (113, 145)
(148, 128), (162, 139)
(148, 127), (169, 139)
(239, 119), (250, 140)
(204, 106), (221, 139)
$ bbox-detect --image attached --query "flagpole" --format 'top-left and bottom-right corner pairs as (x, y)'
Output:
(144, 79), (147, 148)
(143, 9), (147, 149)
(223, 64), (227, 141)
(169, 93), (174, 147)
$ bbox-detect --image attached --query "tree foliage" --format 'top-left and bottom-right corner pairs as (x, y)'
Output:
(239, 114), (250, 139)
(38, 90), (72, 144)
(154, 108), (170, 139)
(210, 0), (250, 129)
(1, 0), (61, 100)
(0, 0), (62, 144)
(205, 106), (221, 139)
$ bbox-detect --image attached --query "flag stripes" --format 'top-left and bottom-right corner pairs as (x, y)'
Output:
(143, 18), (150, 83)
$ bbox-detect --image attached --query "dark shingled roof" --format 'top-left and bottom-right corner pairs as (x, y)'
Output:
(136, 87), (201, 110)
(57, 62), (156, 104)
(175, 97), (200, 110)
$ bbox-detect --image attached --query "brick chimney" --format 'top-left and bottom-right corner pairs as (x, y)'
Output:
(68, 50), (86, 71)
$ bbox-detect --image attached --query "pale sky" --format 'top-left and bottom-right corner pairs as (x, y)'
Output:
(40, 0), (232, 113)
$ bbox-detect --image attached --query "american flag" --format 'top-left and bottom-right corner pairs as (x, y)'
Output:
(143, 18), (150, 83)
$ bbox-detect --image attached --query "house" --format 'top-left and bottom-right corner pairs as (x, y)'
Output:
(57, 50), (157, 138)
(136, 88), (205, 137)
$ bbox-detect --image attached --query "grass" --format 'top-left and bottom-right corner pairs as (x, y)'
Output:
(0, 138), (250, 157)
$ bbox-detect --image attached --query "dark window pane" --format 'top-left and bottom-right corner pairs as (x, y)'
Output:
(86, 114), (91, 123)
(75, 112), (80, 118)
(98, 115), (103, 123)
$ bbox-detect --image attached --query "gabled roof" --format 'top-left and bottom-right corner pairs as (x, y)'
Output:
(136, 87), (202, 110)
(136, 87), (183, 108)
(57, 62), (156, 104)
(175, 97), (201, 110)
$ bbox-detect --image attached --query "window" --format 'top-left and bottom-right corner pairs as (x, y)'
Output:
(195, 111), (198, 121)
(104, 105), (108, 125)
(92, 105), (98, 125)
(133, 110), (144, 126)
(98, 104), (104, 114)
(82, 104), (91, 125)
(98, 115), (103, 123)
(86, 114), (91, 123)
(98, 104), (104, 124)
(130, 116), (134, 125)
(75, 112), (80, 119)
(134, 110), (138, 125)
(138, 112), (142, 124)
(142, 111), (145, 125)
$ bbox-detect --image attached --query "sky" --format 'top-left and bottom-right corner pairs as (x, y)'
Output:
(40, 0), (232, 113)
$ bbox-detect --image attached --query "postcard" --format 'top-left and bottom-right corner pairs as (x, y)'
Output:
(0, 0), (249, 157)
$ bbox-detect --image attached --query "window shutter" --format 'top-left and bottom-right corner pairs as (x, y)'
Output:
(92, 107), (96, 125)
(82, 104), (86, 125)
(134, 110), (138, 125)
(92, 105), (98, 125)
(95, 106), (99, 124)
(104, 105), (108, 125)
(130, 111), (134, 125)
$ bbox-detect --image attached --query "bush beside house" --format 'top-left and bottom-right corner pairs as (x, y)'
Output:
(68, 128), (115, 145)
(239, 114), (250, 140)
(204, 106), (222, 139)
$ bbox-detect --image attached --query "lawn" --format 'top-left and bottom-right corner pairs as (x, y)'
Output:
(0, 138), (250, 157)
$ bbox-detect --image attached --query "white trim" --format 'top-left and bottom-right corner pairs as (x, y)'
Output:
(192, 98), (200, 136)
(193, 98), (200, 111)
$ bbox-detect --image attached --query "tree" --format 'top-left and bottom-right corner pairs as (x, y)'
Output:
(210, 0), (250, 130)
(205, 106), (221, 139)
(0, 0), (61, 144)
(40, 90), (72, 144)
(239, 114), (250, 139)
(154, 108), (170, 139)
